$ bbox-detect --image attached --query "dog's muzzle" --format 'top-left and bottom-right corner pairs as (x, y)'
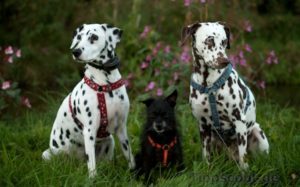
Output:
(216, 57), (230, 69)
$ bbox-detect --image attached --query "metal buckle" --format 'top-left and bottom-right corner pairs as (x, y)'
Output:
(162, 144), (170, 150)
(98, 86), (103, 92)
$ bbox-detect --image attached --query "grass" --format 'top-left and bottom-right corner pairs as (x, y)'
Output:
(0, 95), (299, 187)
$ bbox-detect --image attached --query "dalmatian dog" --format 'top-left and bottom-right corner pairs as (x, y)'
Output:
(42, 23), (135, 177)
(181, 22), (269, 169)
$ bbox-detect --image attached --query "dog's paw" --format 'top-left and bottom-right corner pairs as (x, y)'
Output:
(128, 160), (136, 170)
(88, 169), (97, 178)
(240, 162), (249, 170)
(42, 149), (52, 160)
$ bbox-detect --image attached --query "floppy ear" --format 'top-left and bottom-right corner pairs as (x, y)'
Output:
(218, 22), (230, 49)
(165, 89), (178, 107)
(141, 98), (155, 107)
(180, 23), (201, 46)
(103, 24), (123, 51)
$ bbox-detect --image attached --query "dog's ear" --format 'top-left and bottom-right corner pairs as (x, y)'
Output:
(165, 89), (178, 107)
(218, 22), (230, 49)
(103, 24), (123, 50)
(141, 98), (155, 107)
(180, 23), (201, 46)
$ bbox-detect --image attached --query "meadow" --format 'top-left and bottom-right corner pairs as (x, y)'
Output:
(1, 0), (300, 186)
(0, 95), (299, 186)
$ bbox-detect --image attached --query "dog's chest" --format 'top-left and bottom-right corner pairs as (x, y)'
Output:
(71, 79), (129, 130)
(189, 72), (249, 129)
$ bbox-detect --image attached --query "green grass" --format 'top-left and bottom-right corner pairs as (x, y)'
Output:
(0, 96), (299, 186)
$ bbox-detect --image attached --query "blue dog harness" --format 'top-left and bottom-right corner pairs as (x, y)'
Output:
(191, 64), (251, 137)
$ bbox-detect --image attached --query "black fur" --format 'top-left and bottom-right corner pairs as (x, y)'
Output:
(134, 90), (184, 183)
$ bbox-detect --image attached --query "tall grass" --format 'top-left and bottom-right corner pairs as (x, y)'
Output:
(0, 95), (299, 186)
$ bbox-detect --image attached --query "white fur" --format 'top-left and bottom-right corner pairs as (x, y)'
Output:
(187, 22), (269, 169)
(43, 23), (135, 178)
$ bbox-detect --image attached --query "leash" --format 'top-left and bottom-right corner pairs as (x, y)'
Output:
(69, 76), (125, 138)
(147, 135), (177, 167)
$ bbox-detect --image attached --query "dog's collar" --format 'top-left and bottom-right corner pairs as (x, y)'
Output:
(83, 76), (125, 92)
(88, 56), (120, 72)
(147, 135), (177, 167)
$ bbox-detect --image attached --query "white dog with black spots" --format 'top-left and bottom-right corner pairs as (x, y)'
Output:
(181, 22), (269, 169)
(42, 23), (135, 177)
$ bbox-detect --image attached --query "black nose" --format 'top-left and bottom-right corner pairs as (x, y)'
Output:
(155, 123), (163, 130)
(72, 49), (82, 58)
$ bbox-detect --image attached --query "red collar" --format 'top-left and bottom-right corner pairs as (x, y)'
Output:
(83, 76), (125, 92)
(147, 135), (177, 167)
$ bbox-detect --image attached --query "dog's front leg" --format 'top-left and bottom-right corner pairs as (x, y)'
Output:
(199, 123), (212, 164)
(116, 117), (135, 169)
(234, 120), (248, 170)
(83, 126), (97, 178)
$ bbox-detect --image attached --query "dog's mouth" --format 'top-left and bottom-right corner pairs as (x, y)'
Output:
(215, 57), (230, 69)
(152, 121), (168, 134)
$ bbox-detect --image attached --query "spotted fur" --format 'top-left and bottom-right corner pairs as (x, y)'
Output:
(42, 23), (135, 178)
(182, 22), (269, 170)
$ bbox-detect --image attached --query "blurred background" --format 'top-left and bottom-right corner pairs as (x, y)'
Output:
(1, 0), (300, 118)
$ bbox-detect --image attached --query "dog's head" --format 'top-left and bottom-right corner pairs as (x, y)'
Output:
(181, 22), (231, 69)
(142, 90), (178, 134)
(70, 23), (122, 64)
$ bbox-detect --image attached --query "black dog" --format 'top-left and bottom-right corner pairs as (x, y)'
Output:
(134, 89), (184, 182)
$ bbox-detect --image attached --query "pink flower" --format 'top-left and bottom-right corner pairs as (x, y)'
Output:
(146, 55), (152, 62)
(156, 88), (163, 96)
(229, 51), (247, 67)
(200, 0), (206, 3)
(184, 0), (192, 6)
(145, 81), (156, 92)
(7, 56), (14, 63)
(152, 42), (162, 56)
(180, 46), (191, 63)
(1, 81), (11, 90)
(16, 49), (22, 57)
(154, 68), (160, 76)
(173, 72), (179, 81)
(124, 73), (134, 88)
(140, 62), (149, 69)
(164, 45), (171, 53)
(163, 61), (170, 68)
(257, 80), (266, 90)
(243, 20), (252, 32)
(265, 50), (278, 65)
(140, 26), (151, 39)
(5, 46), (13, 55)
(21, 96), (32, 108)
(244, 44), (252, 53)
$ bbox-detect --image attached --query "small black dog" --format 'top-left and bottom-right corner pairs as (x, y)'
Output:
(134, 89), (184, 182)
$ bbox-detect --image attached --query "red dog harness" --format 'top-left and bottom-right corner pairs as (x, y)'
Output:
(69, 76), (125, 138)
(147, 135), (177, 167)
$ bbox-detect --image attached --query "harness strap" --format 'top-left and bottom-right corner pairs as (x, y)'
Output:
(147, 136), (177, 167)
(69, 76), (125, 138)
(191, 63), (252, 137)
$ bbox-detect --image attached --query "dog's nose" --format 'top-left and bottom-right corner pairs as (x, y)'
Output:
(156, 123), (163, 130)
(72, 49), (82, 58)
(217, 57), (230, 68)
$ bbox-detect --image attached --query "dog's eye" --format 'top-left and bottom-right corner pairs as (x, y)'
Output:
(205, 36), (214, 45)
